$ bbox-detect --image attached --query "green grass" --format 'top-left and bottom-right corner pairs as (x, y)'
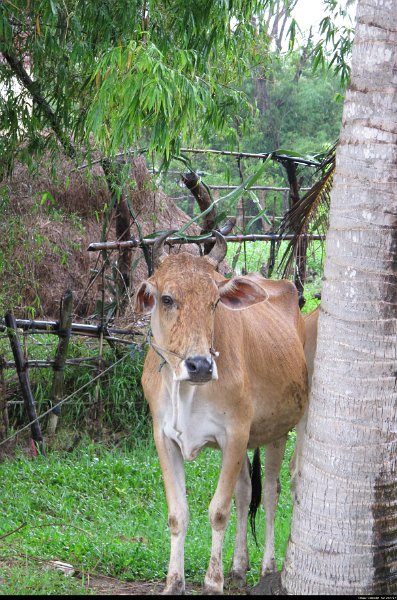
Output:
(0, 432), (295, 594)
(0, 563), (93, 596)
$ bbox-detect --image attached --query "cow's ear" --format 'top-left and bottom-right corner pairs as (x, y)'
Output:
(217, 277), (268, 310)
(134, 281), (156, 314)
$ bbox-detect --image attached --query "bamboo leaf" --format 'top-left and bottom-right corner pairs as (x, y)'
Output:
(178, 155), (273, 235)
(35, 14), (41, 36)
(244, 204), (272, 233)
(276, 143), (336, 277)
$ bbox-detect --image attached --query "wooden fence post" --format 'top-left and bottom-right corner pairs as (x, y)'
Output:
(89, 275), (105, 438)
(47, 289), (73, 435)
(181, 172), (217, 255)
(0, 357), (9, 441)
(5, 312), (46, 456)
(284, 160), (307, 307)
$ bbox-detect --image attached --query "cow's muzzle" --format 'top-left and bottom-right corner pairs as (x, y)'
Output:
(184, 355), (216, 383)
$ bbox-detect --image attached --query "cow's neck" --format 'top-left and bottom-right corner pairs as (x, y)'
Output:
(163, 377), (221, 461)
(170, 379), (194, 434)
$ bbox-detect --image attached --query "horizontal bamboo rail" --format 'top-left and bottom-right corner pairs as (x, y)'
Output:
(208, 185), (310, 191)
(76, 148), (321, 171)
(180, 147), (321, 167)
(1, 357), (103, 370)
(0, 319), (143, 338)
(87, 233), (325, 252)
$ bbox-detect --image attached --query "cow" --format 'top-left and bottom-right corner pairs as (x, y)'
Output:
(134, 231), (309, 595)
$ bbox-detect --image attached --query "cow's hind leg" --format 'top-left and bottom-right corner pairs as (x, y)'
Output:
(250, 436), (287, 595)
(226, 453), (251, 589)
(261, 435), (287, 575)
(290, 406), (308, 497)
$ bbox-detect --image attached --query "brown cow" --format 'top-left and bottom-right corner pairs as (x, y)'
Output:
(134, 232), (308, 594)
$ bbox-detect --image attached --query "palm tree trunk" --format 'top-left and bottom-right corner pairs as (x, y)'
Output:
(282, 0), (397, 594)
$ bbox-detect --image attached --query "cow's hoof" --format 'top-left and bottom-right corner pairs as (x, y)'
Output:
(225, 570), (246, 589)
(203, 585), (223, 595)
(162, 577), (185, 595)
(248, 572), (283, 595)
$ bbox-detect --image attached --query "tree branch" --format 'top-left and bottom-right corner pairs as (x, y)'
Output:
(2, 51), (76, 159)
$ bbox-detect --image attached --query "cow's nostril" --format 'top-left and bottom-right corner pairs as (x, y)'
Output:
(185, 356), (213, 380)
(186, 359), (198, 372)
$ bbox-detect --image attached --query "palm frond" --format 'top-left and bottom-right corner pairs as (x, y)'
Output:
(276, 142), (336, 278)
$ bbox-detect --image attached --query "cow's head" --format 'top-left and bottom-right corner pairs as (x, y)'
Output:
(134, 232), (267, 384)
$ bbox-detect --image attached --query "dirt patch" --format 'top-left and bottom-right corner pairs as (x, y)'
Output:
(0, 555), (249, 596)
(83, 575), (165, 596)
(84, 574), (248, 595)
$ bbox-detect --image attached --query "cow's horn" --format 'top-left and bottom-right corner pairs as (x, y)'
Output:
(206, 231), (227, 267)
(152, 230), (177, 270)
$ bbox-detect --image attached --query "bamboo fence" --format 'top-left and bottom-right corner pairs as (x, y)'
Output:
(0, 289), (147, 456)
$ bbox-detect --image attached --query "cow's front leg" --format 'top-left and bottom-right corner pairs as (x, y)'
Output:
(204, 436), (248, 595)
(154, 428), (188, 595)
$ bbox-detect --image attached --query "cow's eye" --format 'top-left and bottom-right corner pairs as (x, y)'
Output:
(161, 295), (174, 307)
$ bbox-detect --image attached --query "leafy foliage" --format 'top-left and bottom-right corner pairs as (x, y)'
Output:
(0, 1), (354, 174)
(242, 52), (345, 154)
(312, 0), (356, 86)
(277, 142), (336, 276)
(0, 0), (267, 171)
(0, 1), (352, 320)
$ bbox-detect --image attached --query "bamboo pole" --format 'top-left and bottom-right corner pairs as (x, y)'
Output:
(0, 357), (9, 441)
(1, 358), (105, 369)
(87, 233), (325, 253)
(284, 161), (307, 307)
(4, 312), (46, 456)
(208, 185), (310, 191)
(76, 148), (321, 171)
(90, 273), (106, 437)
(0, 319), (143, 337)
(179, 148), (321, 167)
(47, 290), (73, 435)
(181, 172), (217, 255)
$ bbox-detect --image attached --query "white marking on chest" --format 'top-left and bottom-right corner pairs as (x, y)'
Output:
(163, 380), (225, 461)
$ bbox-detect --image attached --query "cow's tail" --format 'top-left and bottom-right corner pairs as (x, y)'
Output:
(249, 447), (262, 545)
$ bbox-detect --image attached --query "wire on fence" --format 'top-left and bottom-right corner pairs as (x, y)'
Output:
(0, 352), (131, 448)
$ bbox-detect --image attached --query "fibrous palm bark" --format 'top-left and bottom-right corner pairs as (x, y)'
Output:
(282, 0), (397, 594)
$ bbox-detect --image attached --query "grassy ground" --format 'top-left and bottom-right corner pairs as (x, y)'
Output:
(0, 431), (295, 595)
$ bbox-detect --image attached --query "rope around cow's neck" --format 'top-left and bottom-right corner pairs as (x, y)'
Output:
(149, 338), (183, 372)
(148, 329), (219, 373)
